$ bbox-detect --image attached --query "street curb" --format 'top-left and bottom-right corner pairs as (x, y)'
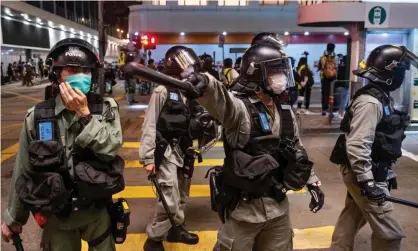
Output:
(2, 78), (49, 87)
(302, 124), (418, 135)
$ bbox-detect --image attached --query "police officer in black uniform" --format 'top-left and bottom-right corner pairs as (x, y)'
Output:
(330, 45), (418, 251)
(139, 46), (204, 251)
(1, 38), (124, 251)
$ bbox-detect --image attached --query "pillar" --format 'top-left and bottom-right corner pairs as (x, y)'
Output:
(410, 29), (418, 122)
(344, 22), (366, 99)
(25, 49), (32, 62)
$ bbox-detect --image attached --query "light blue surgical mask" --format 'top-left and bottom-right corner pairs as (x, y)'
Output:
(64, 73), (92, 94)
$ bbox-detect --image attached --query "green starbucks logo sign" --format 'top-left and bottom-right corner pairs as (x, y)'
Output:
(368, 6), (387, 25)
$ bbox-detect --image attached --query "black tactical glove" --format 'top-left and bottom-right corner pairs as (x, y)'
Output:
(360, 180), (386, 202)
(307, 182), (325, 213)
(185, 73), (209, 98)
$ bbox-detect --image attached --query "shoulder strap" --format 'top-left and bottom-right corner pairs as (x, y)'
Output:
(33, 99), (57, 141)
(86, 92), (104, 115)
(279, 105), (295, 139)
(239, 97), (259, 125)
(350, 84), (390, 110)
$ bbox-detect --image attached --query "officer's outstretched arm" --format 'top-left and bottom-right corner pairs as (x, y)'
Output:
(75, 98), (123, 161)
(346, 97), (383, 182)
(196, 73), (247, 132)
(139, 86), (167, 166)
(3, 111), (33, 227)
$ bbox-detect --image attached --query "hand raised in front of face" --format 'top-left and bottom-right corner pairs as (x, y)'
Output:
(59, 82), (90, 116)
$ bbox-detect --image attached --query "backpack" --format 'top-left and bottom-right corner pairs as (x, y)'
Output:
(323, 56), (337, 79)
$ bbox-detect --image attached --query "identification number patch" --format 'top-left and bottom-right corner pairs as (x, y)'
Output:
(39, 121), (53, 141)
(169, 92), (179, 101)
(384, 106), (391, 116)
(258, 112), (271, 132)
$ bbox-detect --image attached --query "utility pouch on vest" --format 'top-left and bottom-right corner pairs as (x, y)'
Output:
(108, 198), (130, 244)
(155, 131), (169, 170)
(27, 140), (64, 169)
(372, 129), (404, 161)
(280, 143), (313, 191)
(251, 135), (281, 155)
(330, 134), (349, 165)
(74, 155), (125, 201)
(225, 150), (279, 196)
(15, 171), (71, 213)
(206, 166), (224, 212)
(181, 149), (202, 179)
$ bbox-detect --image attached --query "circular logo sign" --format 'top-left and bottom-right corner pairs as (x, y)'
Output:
(368, 6), (387, 25)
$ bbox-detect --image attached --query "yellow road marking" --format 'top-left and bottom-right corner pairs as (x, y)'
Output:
(122, 142), (224, 148)
(1, 123), (23, 129)
(124, 159), (224, 168)
(82, 226), (333, 250)
(1, 143), (19, 163)
(113, 185), (306, 199)
(2, 91), (43, 103)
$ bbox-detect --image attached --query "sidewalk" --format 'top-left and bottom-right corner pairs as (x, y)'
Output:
(1, 78), (49, 92)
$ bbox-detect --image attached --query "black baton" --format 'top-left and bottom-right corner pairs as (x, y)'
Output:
(12, 233), (24, 251)
(386, 196), (418, 208)
(148, 174), (179, 231)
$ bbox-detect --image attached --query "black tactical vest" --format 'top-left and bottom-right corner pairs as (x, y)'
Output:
(157, 88), (190, 141)
(340, 84), (410, 162)
(222, 96), (310, 197)
(15, 92), (125, 215)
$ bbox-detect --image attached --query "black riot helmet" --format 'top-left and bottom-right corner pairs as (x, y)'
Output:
(230, 44), (295, 96)
(354, 44), (418, 91)
(251, 32), (288, 49)
(163, 46), (202, 78)
(45, 38), (100, 86)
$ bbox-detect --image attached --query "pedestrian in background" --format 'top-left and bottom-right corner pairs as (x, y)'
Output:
(297, 56), (315, 114)
(38, 58), (44, 79)
(318, 43), (338, 116)
(334, 55), (349, 119)
(220, 58), (239, 87)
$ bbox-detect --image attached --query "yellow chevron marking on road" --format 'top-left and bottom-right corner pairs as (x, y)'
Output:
(2, 91), (43, 102)
(82, 226), (334, 250)
(122, 142), (224, 148)
(124, 159), (224, 168)
(1, 143), (19, 163)
(113, 185), (306, 199)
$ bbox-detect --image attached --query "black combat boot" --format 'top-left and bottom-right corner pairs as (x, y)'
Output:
(143, 238), (165, 251)
(166, 225), (199, 245)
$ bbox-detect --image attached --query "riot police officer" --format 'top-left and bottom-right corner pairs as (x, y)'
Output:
(251, 32), (299, 106)
(191, 43), (325, 251)
(330, 45), (418, 251)
(1, 38), (124, 250)
(140, 46), (202, 251)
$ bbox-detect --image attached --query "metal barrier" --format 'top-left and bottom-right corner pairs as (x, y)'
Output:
(327, 80), (350, 125)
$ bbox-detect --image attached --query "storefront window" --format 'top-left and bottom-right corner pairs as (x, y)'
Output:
(178, 0), (208, 6)
(258, 0), (288, 5)
(219, 0), (248, 6)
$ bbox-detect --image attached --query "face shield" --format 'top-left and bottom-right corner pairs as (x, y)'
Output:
(260, 57), (295, 95)
(173, 48), (201, 76)
(400, 46), (418, 70)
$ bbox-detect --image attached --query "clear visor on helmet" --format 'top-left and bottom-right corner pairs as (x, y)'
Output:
(400, 46), (418, 70)
(261, 58), (296, 92)
(173, 48), (201, 71)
